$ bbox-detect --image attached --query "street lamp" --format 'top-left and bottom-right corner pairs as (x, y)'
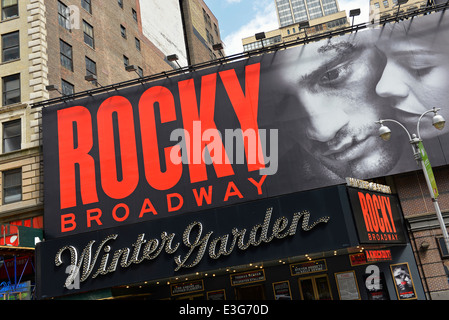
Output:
(375, 107), (449, 252)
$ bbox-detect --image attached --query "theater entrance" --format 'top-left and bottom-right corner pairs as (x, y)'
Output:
(298, 275), (332, 300)
(235, 284), (266, 300)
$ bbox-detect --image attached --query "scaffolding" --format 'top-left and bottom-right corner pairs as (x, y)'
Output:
(0, 246), (36, 300)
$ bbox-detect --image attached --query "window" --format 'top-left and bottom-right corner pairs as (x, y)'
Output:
(132, 8), (138, 22)
(120, 25), (127, 38)
(81, 0), (92, 14)
(3, 168), (21, 204)
(374, 2), (380, 8)
(61, 79), (74, 96)
(58, 1), (71, 31)
(60, 39), (73, 71)
(1, 0), (18, 20)
(123, 55), (129, 68)
(2, 31), (19, 62)
(118, 0), (123, 8)
(383, 0), (389, 7)
(3, 119), (20, 153)
(2, 74), (20, 106)
(135, 37), (141, 51)
(137, 67), (143, 77)
(83, 20), (94, 48)
(85, 56), (96, 77)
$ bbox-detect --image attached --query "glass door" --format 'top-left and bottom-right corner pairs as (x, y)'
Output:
(299, 275), (332, 300)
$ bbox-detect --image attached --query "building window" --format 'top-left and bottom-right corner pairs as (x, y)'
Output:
(137, 67), (143, 77)
(60, 39), (73, 71)
(118, 0), (123, 8)
(132, 8), (138, 22)
(81, 0), (92, 14)
(2, 30), (19, 63)
(120, 25), (127, 38)
(85, 56), (96, 77)
(135, 37), (141, 51)
(214, 23), (219, 36)
(3, 168), (21, 204)
(58, 1), (71, 31)
(61, 79), (74, 96)
(383, 0), (389, 7)
(83, 20), (95, 48)
(2, 74), (20, 106)
(3, 119), (20, 153)
(123, 55), (129, 68)
(1, 0), (18, 20)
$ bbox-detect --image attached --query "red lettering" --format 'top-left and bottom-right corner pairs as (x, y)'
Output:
(167, 193), (184, 212)
(112, 203), (129, 222)
(86, 208), (102, 228)
(58, 106), (98, 209)
(378, 195), (393, 233)
(382, 197), (397, 233)
(358, 192), (372, 232)
(139, 198), (158, 217)
(61, 213), (76, 233)
(192, 186), (213, 206)
(248, 175), (267, 195)
(219, 63), (265, 172)
(365, 194), (379, 233)
(372, 195), (385, 233)
(224, 181), (243, 201)
(97, 96), (139, 199)
(178, 74), (234, 183)
(139, 86), (182, 190)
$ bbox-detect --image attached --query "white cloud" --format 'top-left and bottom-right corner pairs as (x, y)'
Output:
(222, 1), (278, 56)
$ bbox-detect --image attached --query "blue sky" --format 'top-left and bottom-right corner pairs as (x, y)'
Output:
(203, 0), (369, 55)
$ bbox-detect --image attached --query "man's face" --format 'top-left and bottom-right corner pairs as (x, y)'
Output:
(279, 40), (401, 179)
(375, 38), (449, 138)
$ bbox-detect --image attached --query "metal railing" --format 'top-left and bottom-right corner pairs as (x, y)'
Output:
(30, 1), (449, 110)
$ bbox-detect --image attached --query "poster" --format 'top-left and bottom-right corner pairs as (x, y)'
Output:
(335, 271), (360, 300)
(272, 281), (292, 300)
(390, 263), (417, 300)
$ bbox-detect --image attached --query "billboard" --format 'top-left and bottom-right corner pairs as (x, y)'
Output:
(347, 187), (407, 244)
(42, 12), (449, 239)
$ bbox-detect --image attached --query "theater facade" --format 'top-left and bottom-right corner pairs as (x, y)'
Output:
(36, 11), (449, 300)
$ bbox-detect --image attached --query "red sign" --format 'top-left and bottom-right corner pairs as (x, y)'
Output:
(365, 250), (392, 262)
(347, 188), (406, 244)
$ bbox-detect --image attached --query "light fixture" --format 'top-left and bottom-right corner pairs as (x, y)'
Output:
(349, 8), (361, 27)
(432, 113), (446, 130)
(85, 74), (104, 87)
(166, 54), (182, 68)
(166, 54), (179, 62)
(45, 84), (65, 96)
(212, 43), (223, 51)
(255, 32), (266, 40)
(298, 21), (310, 39)
(375, 108), (449, 253)
(349, 8), (361, 16)
(45, 84), (59, 91)
(378, 123), (392, 141)
(420, 241), (430, 251)
(85, 74), (97, 82)
(126, 64), (143, 78)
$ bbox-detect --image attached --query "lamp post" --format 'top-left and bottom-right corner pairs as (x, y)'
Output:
(375, 108), (449, 253)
